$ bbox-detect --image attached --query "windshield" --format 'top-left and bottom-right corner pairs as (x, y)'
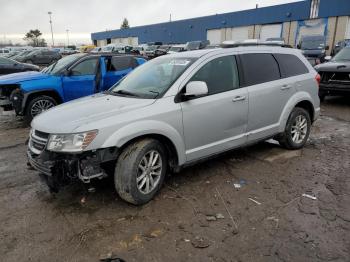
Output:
(301, 39), (325, 50)
(41, 54), (85, 75)
(332, 48), (350, 62)
(109, 56), (196, 99)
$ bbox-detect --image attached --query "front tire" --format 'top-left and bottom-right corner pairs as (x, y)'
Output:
(24, 95), (57, 123)
(114, 139), (167, 205)
(278, 107), (311, 150)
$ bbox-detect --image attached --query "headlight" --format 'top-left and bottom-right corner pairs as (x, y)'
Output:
(47, 130), (98, 152)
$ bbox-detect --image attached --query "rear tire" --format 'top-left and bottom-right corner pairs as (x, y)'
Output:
(24, 95), (57, 123)
(114, 138), (167, 205)
(278, 107), (311, 150)
(319, 92), (326, 102)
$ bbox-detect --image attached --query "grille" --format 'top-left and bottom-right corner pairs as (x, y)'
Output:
(320, 71), (350, 84)
(29, 129), (49, 155)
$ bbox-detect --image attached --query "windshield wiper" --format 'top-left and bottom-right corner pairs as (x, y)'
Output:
(112, 90), (139, 97)
(148, 90), (160, 98)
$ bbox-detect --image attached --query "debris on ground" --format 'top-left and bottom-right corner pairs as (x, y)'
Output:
(99, 252), (126, 262)
(216, 213), (225, 219)
(206, 215), (217, 221)
(302, 193), (317, 200)
(233, 179), (247, 189)
(248, 198), (262, 205)
(191, 236), (210, 248)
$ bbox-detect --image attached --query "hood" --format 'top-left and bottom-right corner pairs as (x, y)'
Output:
(31, 93), (156, 134)
(315, 61), (350, 72)
(0, 71), (49, 85)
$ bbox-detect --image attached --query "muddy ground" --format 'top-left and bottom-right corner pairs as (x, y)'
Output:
(0, 97), (349, 262)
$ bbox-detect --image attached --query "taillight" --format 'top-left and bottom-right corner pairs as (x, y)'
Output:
(315, 73), (321, 87)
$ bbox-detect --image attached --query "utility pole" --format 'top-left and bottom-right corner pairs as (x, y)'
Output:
(48, 11), (54, 46)
(66, 29), (69, 46)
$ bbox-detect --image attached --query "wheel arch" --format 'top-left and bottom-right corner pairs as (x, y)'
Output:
(100, 120), (186, 167)
(23, 89), (63, 112)
(279, 92), (316, 133)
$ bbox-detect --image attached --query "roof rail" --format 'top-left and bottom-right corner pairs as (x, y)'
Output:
(220, 40), (292, 49)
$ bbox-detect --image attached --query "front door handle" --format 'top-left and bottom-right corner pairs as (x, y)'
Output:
(232, 95), (246, 102)
(281, 84), (292, 90)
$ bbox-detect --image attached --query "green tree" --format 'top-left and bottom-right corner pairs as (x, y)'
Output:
(23, 29), (47, 47)
(120, 18), (130, 29)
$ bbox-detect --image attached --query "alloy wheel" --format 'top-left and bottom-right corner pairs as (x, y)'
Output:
(30, 99), (55, 117)
(291, 115), (308, 144)
(137, 150), (162, 194)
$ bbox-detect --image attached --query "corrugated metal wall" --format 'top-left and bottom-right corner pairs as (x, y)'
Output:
(91, 0), (350, 45)
(91, 1), (311, 43)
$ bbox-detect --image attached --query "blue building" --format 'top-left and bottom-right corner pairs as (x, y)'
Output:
(91, 0), (350, 54)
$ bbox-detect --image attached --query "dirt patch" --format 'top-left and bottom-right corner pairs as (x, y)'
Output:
(0, 102), (349, 262)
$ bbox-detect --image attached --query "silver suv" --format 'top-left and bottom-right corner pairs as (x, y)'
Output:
(28, 46), (320, 205)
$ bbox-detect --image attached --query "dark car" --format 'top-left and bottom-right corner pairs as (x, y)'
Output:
(297, 35), (329, 65)
(184, 40), (210, 51)
(15, 49), (62, 65)
(315, 47), (350, 101)
(148, 45), (171, 59)
(331, 39), (350, 56)
(0, 56), (39, 76)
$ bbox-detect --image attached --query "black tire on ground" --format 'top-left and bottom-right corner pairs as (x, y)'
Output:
(24, 95), (57, 123)
(278, 107), (311, 150)
(114, 138), (168, 205)
(319, 92), (326, 102)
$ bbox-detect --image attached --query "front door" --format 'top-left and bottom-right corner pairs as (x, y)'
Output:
(62, 57), (99, 101)
(181, 55), (248, 162)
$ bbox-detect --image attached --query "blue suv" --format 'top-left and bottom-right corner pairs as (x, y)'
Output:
(0, 53), (146, 121)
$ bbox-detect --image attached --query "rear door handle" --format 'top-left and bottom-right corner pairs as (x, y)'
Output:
(281, 84), (292, 90)
(232, 95), (246, 102)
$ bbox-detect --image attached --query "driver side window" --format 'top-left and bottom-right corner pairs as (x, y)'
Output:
(71, 58), (98, 76)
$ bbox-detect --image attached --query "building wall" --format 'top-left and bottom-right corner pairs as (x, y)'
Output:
(91, 1), (311, 43)
(91, 0), (350, 49)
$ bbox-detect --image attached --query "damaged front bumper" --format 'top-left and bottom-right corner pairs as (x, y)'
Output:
(27, 130), (119, 192)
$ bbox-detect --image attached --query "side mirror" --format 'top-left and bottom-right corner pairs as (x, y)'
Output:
(184, 81), (208, 98)
(324, 56), (332, 61)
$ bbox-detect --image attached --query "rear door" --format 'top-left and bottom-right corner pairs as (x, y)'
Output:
(102, 56), (138, 90)
(239, 53), (296, 142)
(181, 55), (248, 162)
(62, 57), (99, 101)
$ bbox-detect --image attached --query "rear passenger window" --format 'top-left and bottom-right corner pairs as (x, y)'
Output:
(240, 53), (280, 86)
(274, 54), (309, 78)
(190, 56), (239, 95)
(107, 56), (137, 72)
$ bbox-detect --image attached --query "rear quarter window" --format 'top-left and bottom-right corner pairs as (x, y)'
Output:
(239, 53), (280, 86)
(274, 53), (309, 78)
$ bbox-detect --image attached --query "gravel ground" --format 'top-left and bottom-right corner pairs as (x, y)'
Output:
(0, 97), (349, 262)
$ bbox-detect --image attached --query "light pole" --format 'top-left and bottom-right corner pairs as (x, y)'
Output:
(66, 29), (69, 47)
(48, 11), (54, 46)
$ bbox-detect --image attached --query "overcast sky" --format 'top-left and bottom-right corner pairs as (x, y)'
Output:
(0, 0), (302, 45)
